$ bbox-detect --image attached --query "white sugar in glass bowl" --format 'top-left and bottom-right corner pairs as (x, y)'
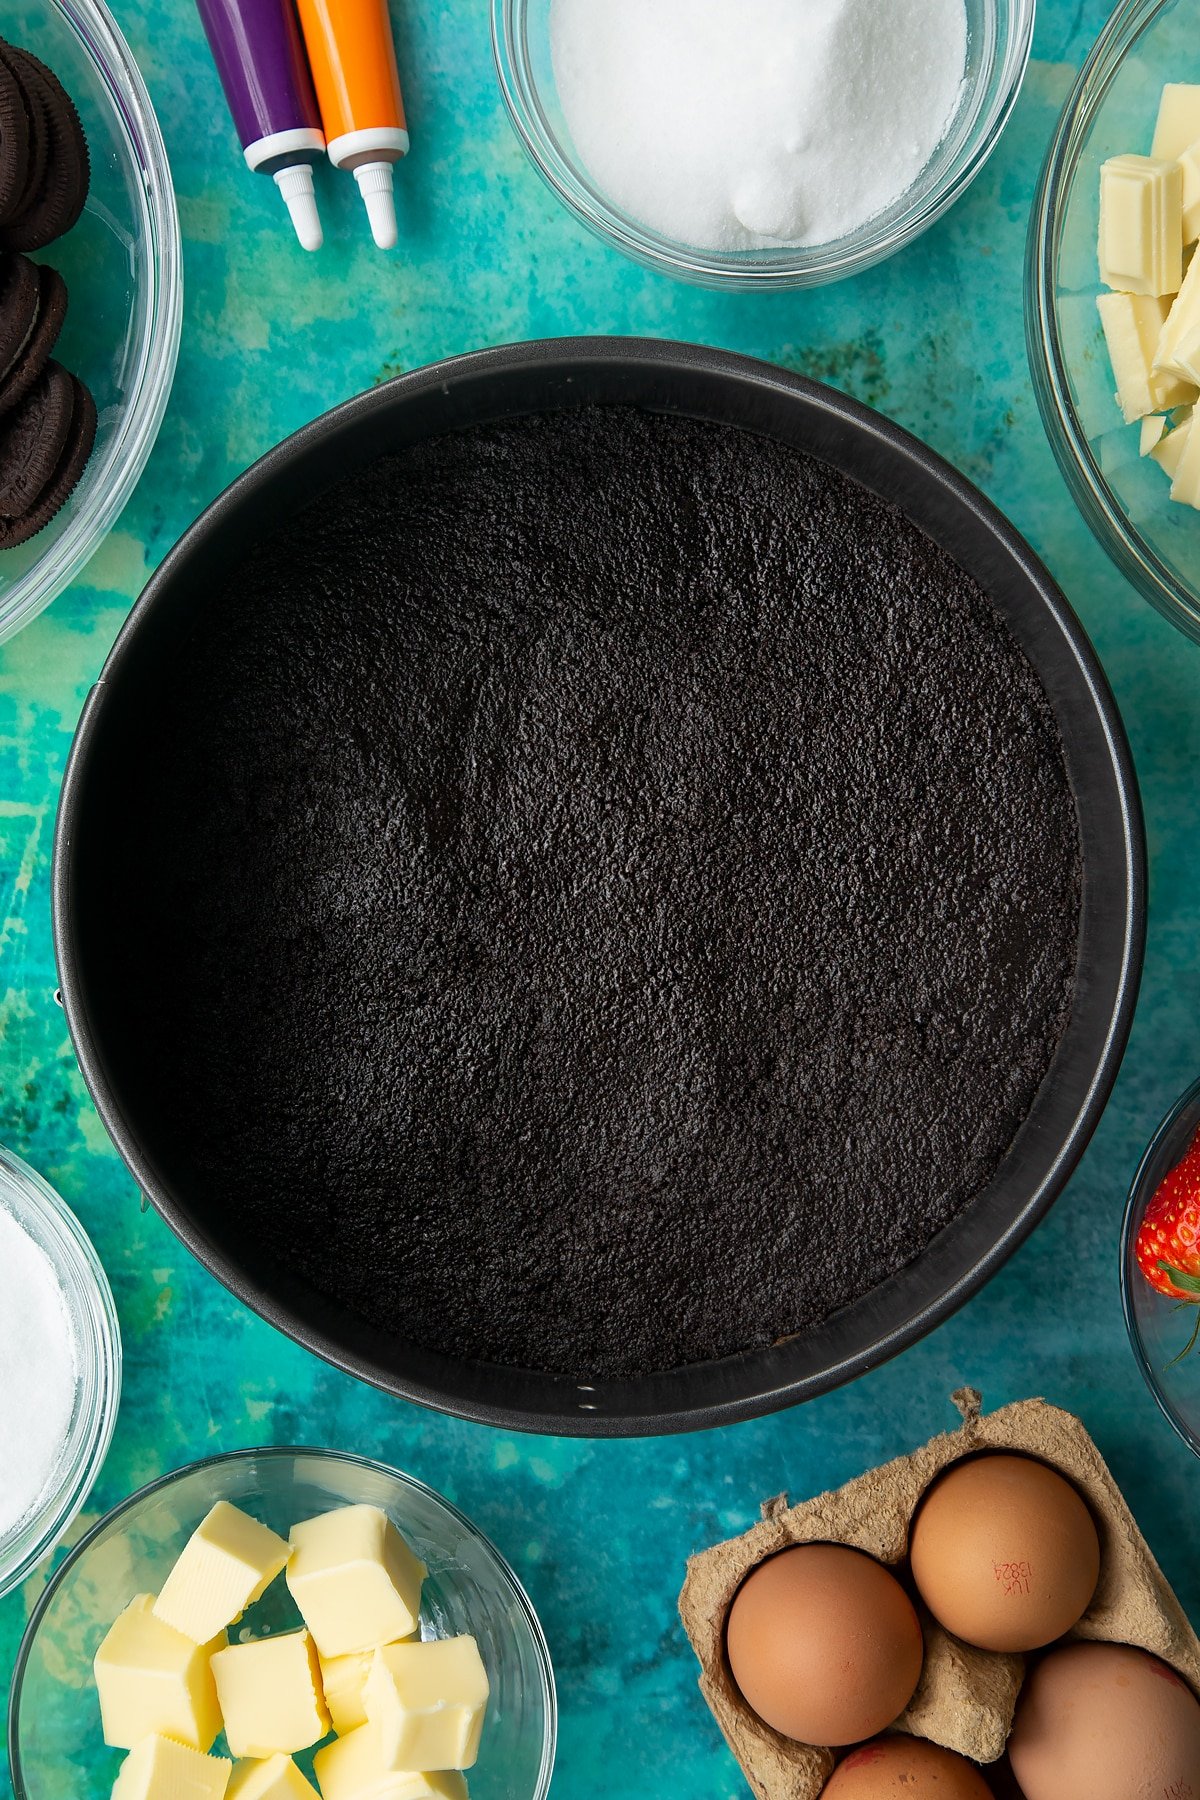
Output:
(0, 1142), (121, 1598)
(492, 0), (1035, 289)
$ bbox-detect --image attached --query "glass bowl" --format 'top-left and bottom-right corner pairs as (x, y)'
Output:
(7, 1447), (557, 1800)
(1121, 1076), (1200, 1457)
(1027, 0), (1200, 644)
(492, 0), (1034, 289)
(0, 0), (181, 643)
(0, 1143), (121, 1599)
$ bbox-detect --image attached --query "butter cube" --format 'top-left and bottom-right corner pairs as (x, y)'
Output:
(111, 1734), (232, 1800)
(320, 1639), (415, 1735)
(94, 1593), (225, 1752)
(211, 1630), (330, 1758)
(154, 1503), (290, 1645)
(286, 1506), (425, 1659)
(1099, 154), (1183, 295)
(1097, 291), (1195, 419)
(227, 1755), (321, 1800)
(1153, 84), (1200, 163)
(364, 1638), (489, 1773)
(313, 1725), (467, 1800)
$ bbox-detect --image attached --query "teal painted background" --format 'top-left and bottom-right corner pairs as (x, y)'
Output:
(3, 1), (1200, 1794)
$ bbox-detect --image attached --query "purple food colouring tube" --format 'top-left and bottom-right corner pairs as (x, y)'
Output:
(196, 0), (326, 251)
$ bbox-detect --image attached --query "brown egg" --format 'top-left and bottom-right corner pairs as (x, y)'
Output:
(724, 1544), (923, 1746)
(1009, 1641), (1200, 1800)
(908, 1453), (1100, 1651)
(823, 1736), (994, 1797)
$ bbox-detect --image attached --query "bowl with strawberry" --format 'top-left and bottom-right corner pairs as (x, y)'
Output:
(1123, 1077), (1200, 1452)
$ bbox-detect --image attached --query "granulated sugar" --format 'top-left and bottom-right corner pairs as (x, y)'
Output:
(0, 1203), (77, 1541)
(550, 0), (968, 250)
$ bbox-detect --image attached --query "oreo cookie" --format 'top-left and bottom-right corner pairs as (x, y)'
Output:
(0, 46), (89, 249)
(0, 252), (40, 380)
(3, 46), (51, 227)
(0, 359), (74, 518)
(0, 366), (95, 547)
(0, 262), (66, 415)
(0, 52), (29, 223)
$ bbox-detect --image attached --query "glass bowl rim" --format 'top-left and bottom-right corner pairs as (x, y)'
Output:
(1119, 1073), (1200, 1459)
(490, 0), (1037, 290)
(0, 1141), (122, 1602)
(6, 1443), (558, 1800)
(1026, 0), (1200, 644)
(0, 0), (184, 644)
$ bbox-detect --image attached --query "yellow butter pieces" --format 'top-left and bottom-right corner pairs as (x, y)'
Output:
(211, 1629), (330, 1759)
(154, 1503), (290, 1646)
(95, 1594), (226, 1753)
(320, 1639), (415, 1735)
(1099, 154), (1184, 295)
(111, 1734), (232, 1800)
(1096, 292), (1194, 420)
(287, 1505), (426, 1659)
(314, 1725), (468, 1800)
(227, 1754), (321, 1800)
(364, 1638), (489, 1773)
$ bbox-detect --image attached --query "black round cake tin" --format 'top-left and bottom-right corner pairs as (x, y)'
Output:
(53, 337), (1145, 1437)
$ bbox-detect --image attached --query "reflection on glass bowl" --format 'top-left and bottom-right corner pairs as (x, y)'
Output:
(0, 0), (181, 642)
(7, 1447), (556, 1800)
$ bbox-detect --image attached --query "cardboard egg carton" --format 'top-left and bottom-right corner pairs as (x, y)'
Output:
(677, 1390), (1200, 1800)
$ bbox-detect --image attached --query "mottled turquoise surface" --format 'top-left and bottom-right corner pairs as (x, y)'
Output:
(3, 2), (1200, 1794)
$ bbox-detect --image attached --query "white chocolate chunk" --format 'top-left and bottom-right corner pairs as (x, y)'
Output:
(153, 1503), (290, 1646)
(1179, 139), (1200, 243)
(320, 1638), (416, 1735)
(210, 1630), (330, 1759)
(94, 1593), (225, 1753)
(111, 1734), (232, 1800)
(1155, 244), (1200, 373)
(364, 1638), (489, 1773)
(1140, 414), (1167, 454)
(1151, 410), (1193, 479)
(1153, 84), (1200, 163)
(1170, 408), (1200, 507)
(227, 1754), (321, 1800)
(1099, 154), (1183, 295)
(313, 1724), (467, 1800)
(286, 1506), (425, 1660)
(1097, 291), (1195, 419)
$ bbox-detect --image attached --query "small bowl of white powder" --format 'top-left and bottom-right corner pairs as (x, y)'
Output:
(492, 0), (1034, 287)
(0, 1143), (121, 1597)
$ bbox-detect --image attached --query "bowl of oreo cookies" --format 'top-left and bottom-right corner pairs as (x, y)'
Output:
(54, 339), (1144, 1437)
(0, 0), (180, 642)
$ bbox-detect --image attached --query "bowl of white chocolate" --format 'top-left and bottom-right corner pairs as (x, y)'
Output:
(6, 1448), (556, 1800)
(1029, 0), (1200, 642)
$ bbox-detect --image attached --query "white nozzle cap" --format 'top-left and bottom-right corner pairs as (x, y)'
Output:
(274, 163), (323, 252)
(354, 161), (398, 250)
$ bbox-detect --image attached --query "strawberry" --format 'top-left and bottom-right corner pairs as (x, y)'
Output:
(1135, 1132), (1200, 1324)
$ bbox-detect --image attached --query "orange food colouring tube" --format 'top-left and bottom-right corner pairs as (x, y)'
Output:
(295, 0), (409, 249)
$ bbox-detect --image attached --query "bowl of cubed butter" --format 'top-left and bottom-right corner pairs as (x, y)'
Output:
(5, 1447), (556, 1800)
(1028, 0), (1200, 642)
